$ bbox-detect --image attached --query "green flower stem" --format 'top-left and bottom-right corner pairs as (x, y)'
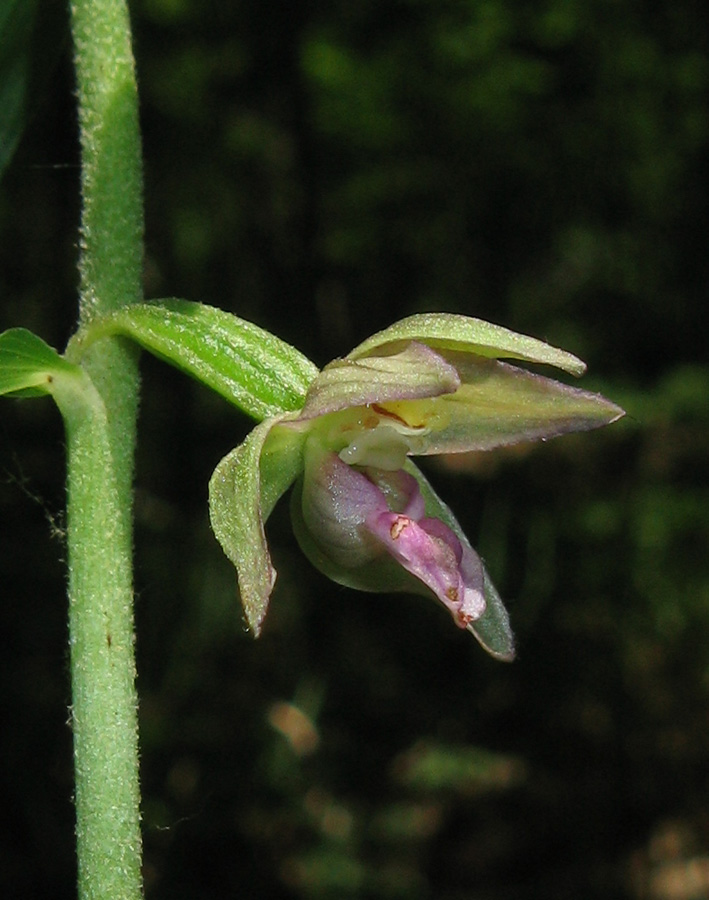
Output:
(71, 0), (143, 323)
(68, 0), (144, 896)
(59, 366), (143, 900)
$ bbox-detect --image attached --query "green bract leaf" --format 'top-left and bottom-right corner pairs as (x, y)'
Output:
(209, 414), (305, 634)
(349, 312), (587, 376)
(70, 299), (319, 419)
(0, 328), (83, 397)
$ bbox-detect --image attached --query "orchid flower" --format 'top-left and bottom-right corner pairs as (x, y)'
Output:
(209, 314), (624, 660)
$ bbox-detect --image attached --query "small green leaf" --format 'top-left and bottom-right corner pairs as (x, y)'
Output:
(349, 312), (587, 376)
(71, 299), (319, 419)
(0, 328), (83, 397)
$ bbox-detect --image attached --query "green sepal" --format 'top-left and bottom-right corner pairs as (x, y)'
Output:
(379, 356), (625, 456)
(0, 328), (85, 398)
(69, 299), (319, 420)
(208, 414), (306, 634)
(349, 312), (587, 376)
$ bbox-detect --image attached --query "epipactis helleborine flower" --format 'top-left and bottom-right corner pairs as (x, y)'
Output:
(209, 314), (624, 660)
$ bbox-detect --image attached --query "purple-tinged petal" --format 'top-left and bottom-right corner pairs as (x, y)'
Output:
(297, 341), (460, 420)
(299, 448), (385, 569)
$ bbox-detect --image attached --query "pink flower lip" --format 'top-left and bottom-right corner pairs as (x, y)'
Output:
(366, 506), (486, 628)
(303, 453), (487, 629)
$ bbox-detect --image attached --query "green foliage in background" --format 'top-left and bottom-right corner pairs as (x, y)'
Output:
(0, 0), (38, 175)
(1, 0), (707, 898)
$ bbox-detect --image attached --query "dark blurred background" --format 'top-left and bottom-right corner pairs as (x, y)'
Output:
(2, 1), (708, 898)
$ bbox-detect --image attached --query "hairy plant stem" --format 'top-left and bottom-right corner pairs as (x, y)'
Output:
(67, 0), (144, 896)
